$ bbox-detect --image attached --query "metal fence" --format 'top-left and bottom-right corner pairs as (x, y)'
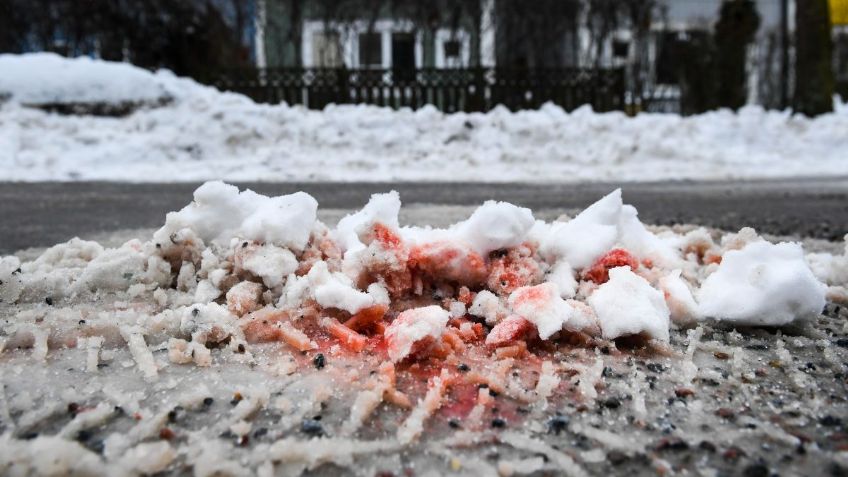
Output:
(209, 67), (626, 113)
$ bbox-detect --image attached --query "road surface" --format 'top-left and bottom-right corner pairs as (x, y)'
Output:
(1, 177), (847, 254)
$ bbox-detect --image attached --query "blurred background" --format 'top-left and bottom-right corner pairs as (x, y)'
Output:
(0, 0), (844, 117)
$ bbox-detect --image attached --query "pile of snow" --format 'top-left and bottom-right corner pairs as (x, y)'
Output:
(0, 53), (175, 106)
(2, 182), (840, 356)
(1, 53), (848, 181)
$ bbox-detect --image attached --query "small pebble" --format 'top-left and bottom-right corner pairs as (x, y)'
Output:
(601, 397), (621, 409)
(820, 415), (842, 427)
(675, 387), (695, 398)
(655, 437), (689, 451)
(547, 414), (569, 434)
(699, 441), (717, 452)
(607, 450), (628, 465)
(313, 353), (326, 369)
(301, 418), (324, 436)
(722, 446), (745, 462)
(646, 363), (665, 373)
(743, 462), (769, 477)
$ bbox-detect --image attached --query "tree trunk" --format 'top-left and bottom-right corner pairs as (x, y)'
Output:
(794, 0), (834, 116)
(714, 0), (760, 111)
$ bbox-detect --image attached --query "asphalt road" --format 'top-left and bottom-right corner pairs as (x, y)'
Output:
(1, 177), (847, 254)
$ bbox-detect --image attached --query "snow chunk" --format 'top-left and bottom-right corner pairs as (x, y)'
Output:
(508, 283), (574, 339)
(546, 261), (578, 299)
(73, 240), (146, 293)
(384, 306), (450, 362)
(588, 266), (671, 341)
(455, 201), (535, 254)
(238, 244), (297, 288)
(280, 261), (374, 314)
(313, 280), (373, 314)
(154, 181), (317, 251)
(659, 270), (700, 325)
(697, 241), (826, 326)
(618, 205), (680, 268)
(807, 235), (848, 286)
(334, 191), (401, 255)
(540, 189), (622, 269)
(226, 281), (264, 317)
(120, 441), (176, 475)
(469, 290), (509, 325)
(0, 256), (23, 304)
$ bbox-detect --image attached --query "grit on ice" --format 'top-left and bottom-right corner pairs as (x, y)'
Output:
(1, 53), (848, 183)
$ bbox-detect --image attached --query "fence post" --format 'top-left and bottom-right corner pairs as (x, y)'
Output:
(616, 67), (626, 111)
(337, 67), (350, 105)
(471, 67), (486, 112)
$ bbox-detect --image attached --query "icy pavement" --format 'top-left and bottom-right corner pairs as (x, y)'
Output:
(2, 54), (848, 183)
(2, 312), (848, 477)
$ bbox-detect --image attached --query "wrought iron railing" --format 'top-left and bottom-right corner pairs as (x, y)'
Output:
(209, 67), (626, 113)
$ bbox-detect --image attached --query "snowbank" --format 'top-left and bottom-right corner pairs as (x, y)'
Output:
(0, 53), (174, 106)
(1, 54), (847, 182)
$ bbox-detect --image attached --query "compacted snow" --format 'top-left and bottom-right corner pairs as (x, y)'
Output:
(1, 53), (847, 182)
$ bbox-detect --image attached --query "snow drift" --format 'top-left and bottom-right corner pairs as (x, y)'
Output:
(1, 53), (847, 182)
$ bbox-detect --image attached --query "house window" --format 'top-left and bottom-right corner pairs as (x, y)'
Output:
(655, 31), (681, 85)
(612, 39), (630, 59)
(313, 31), (342, 67)
(435, 30), (469, 68)
(392, 33), (415, 70)
(444, 40), (461, 59)
(358, 32), (382, 68)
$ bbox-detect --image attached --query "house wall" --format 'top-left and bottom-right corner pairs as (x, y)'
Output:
(261, 0), (481, 68)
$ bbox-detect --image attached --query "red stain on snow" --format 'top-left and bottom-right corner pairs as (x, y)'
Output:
(582, 248), (639, 284)
(486, 315), (535, 347)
